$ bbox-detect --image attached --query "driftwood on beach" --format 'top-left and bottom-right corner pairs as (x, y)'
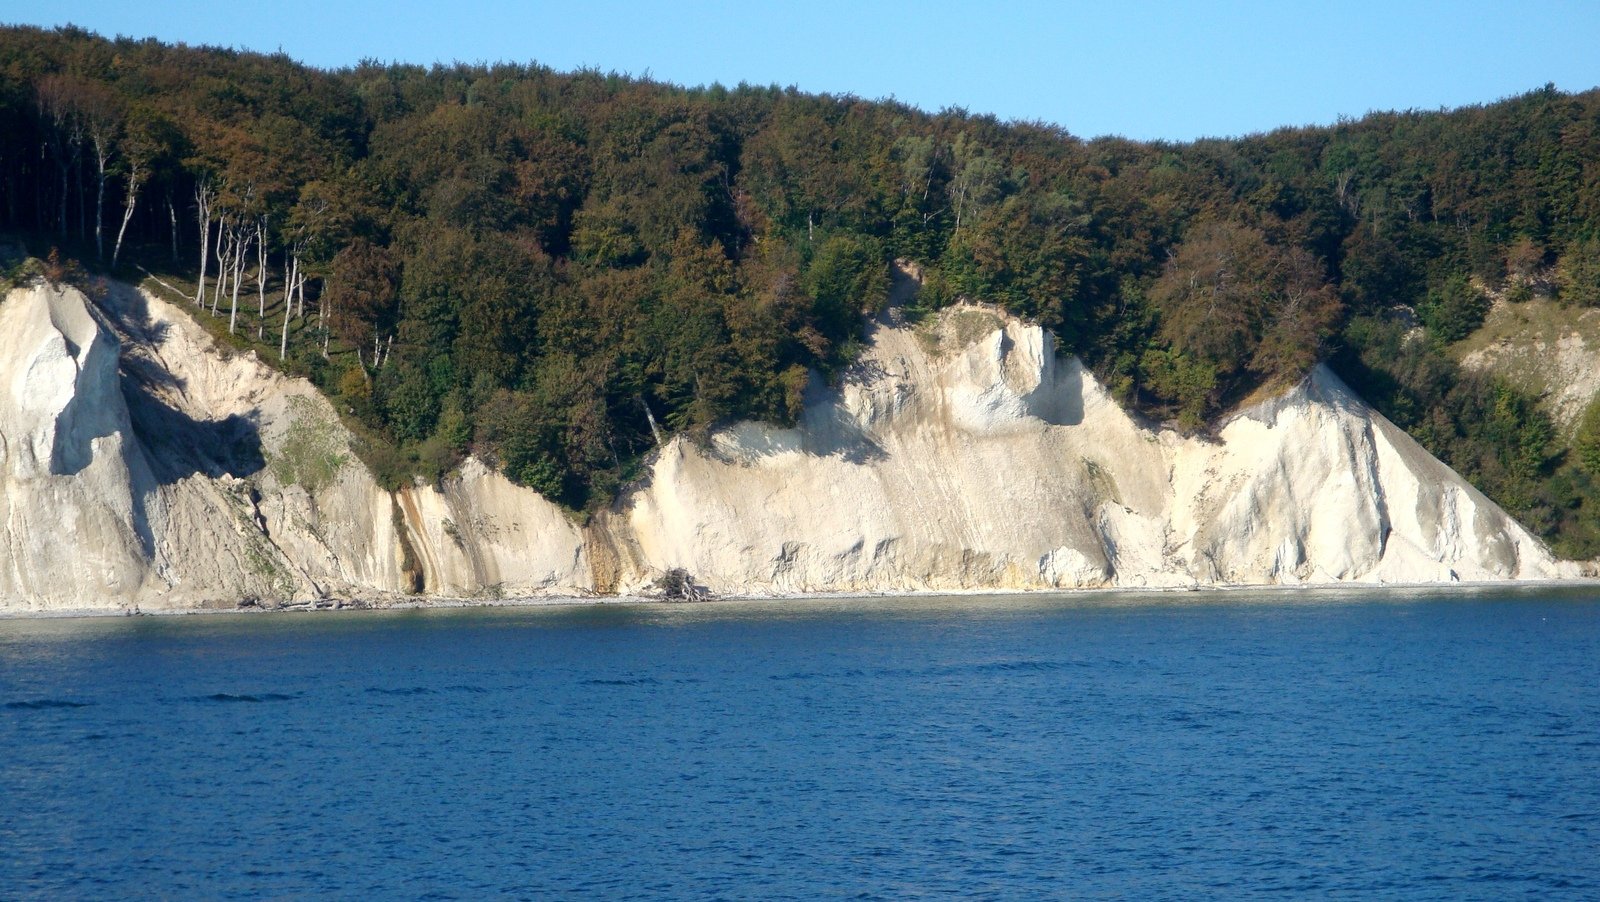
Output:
(651, 568), (712, 603)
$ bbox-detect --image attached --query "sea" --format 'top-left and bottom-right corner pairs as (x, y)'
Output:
(2, 587), (1597, 899)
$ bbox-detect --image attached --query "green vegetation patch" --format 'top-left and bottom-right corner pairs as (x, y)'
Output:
(946, 308), (1004, 350)
(1452, 297), (1600, 419)
(269, 396), (349, 492)
(1083, 458), (1122, 507)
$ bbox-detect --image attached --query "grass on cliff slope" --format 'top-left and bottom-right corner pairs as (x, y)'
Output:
(1452, 296), (1600, 428)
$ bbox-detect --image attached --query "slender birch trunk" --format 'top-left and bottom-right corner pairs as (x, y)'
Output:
(168, 192), (178, 262)
(212, 217), (232, 316)
(92, 136), (109, 260)
(282, 249), (307, 360)
(111, 158), (143, 268)
(255, 219), (268, 340)
(279, 277), (294, 361)
(320, 277), (331, 358)
(279, 248), (297, 359)
(228, 225), (247, 334)
(194, 181), (213, 305)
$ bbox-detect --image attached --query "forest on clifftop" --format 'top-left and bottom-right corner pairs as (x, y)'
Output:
(5, 25), (1600, 555)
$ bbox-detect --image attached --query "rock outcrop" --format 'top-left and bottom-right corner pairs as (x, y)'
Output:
(0, 279), (153, 608)
(0, 281), (590, 612)
(0, 278), (1580, 613)
(607, 304), (1574, 594)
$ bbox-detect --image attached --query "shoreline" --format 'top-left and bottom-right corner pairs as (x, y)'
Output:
(3, 577), (1598, 622)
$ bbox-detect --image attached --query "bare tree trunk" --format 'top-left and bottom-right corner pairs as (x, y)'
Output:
(111, 159), (143, 268)
(279, 276), (296, 362)
(168, 192), (178, 262)
(638, 395), (664, 447)
(212, 217), (232, 316)
(320, 279), (331, 358)
(279, 293), (293, 359)
(92, 137), (109, 260)
(228, 224), (247, 334)
(255, 218), (268, 340)
(217, 222), (235, 316)
(194, 181), (213, 305)
(280, 248), (297, 360)
(952, 182), (967, 242)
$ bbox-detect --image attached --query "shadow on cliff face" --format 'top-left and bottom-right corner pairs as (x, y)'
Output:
(124, 387), (265, 484)
(1025, 353), (1085, 427)
(98, 282), (266, 485)
(97, 280), (172, 351)
(797, 374), (887, 465)
(47, 329), (126, 478)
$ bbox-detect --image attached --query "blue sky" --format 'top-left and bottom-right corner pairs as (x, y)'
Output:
(8, 1), (1600, 141)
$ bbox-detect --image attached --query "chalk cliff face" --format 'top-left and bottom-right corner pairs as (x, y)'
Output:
(607, 305), (1574, 594)
(0, 281), (589, 612)
(0, 280), (1579, 613)
(0, 280), (152, 608)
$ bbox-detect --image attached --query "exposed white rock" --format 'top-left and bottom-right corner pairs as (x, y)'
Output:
(1458, 297), (1600, 436)
(394, 457), (592, 598)
(0, 282), (152, 610)
(609, 302), (1577, 594)
(0, 281), (590, 611)
(0, 278), (1581, 614)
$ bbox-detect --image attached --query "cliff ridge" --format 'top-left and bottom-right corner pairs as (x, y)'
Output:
(0, 280), (1577, 613)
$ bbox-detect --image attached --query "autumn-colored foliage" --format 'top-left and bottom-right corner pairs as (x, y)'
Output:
(2, 27), (1599, 550)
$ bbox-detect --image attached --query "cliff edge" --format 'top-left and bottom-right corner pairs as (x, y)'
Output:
(609, 304), (1574, 594)
(0, 281), (590, 612)
(0, 279), (1579, 613)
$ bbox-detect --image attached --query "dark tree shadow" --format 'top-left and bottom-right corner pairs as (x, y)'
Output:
(95, 281), (266, 484)
(796, 373), (887, 465)
(98, 280), (173, 348)
(122, 383), (265, 485)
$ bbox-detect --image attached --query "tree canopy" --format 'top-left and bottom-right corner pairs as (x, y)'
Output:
(4, 27), (1600, 553)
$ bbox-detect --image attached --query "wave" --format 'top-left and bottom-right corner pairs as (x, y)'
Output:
(771, 660), (1082, 682)
(5, 698), (92, 709)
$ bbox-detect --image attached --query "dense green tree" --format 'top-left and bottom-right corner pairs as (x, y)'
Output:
(325, 238), (400, 360)
(1576, 398), (1600, 476)
(1145, 219), (1339, 417)
(1557, 237), (1600, 307)
(1417, 273), (1489, 342)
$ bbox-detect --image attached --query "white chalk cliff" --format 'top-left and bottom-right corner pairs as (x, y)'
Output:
(0, 278), (1580, 613)
(0, 280), (588, 613)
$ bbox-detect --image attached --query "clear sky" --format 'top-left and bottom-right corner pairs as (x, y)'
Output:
(8, 1), (1600, 141)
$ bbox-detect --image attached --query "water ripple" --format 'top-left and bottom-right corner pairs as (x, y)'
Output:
(189, 692), (299, 703)
(5, 699), (91, 710)
(1, 592), (1596, 898)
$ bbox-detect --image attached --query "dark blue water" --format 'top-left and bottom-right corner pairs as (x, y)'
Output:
(2, 589), (1598, 899)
